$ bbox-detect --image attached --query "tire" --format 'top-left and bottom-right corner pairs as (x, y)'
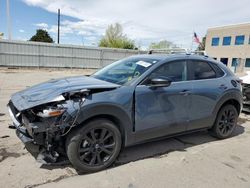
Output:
(66, 118), (122, 172)
(209, 104), (238, 139)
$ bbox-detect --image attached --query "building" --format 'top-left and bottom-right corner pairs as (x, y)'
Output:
(205, 23), (250, 72)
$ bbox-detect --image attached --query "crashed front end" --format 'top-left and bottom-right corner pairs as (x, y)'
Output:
(7, 76), (119, 164)
(7, 92), (87, 164)
(242, 83), (250, 112)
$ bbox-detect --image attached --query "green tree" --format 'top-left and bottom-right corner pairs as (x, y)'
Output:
(29, 29), (54, 43)
(149, 40), (176, 49)
(197, 36), (206, 51)
(99, 23), (136, 49)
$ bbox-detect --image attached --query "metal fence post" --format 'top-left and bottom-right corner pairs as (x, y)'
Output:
(100, 49), (104, 68)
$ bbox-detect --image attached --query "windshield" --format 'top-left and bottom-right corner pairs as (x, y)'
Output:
(92, 57), (160, 85)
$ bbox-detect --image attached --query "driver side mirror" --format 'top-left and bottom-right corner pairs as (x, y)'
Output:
(149, 77), (172, 88)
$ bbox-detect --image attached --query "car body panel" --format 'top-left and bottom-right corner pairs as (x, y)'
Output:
(10, 75), (119, 111)
(134, 81), (192, 139)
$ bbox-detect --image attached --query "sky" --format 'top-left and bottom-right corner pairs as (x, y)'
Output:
(0, 0), (250, 49)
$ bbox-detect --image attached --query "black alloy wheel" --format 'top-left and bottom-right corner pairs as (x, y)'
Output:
(210, 104), (238, 139)
(78, 127), (116, 166)
(66, 119), (121, 172)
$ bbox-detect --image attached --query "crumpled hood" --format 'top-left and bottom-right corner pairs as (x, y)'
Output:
(10, 75), (119, 111)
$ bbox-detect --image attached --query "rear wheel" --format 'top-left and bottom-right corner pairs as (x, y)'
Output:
(66, 119), (121, 172)
(210, 104), (238, 139)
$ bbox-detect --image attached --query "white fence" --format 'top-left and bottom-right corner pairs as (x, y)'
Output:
(0, 40), (145, 69)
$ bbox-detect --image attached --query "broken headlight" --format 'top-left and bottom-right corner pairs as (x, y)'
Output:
(36, 107), (66, 118)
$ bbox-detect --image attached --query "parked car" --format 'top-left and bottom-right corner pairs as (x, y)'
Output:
(8, 54), (242, 172)
(240, 72), (250, 112)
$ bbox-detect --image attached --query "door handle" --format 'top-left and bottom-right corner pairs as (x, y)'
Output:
(179, 90), (191, 95)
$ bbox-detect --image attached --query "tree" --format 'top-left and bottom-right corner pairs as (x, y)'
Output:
(149, 40), (176, 49)
(29, 29), (54, 43)
(99, 23), (136, 49)
(197, 36), (206, 51)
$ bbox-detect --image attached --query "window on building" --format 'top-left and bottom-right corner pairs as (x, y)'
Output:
(232, 58), (238, 67)
(235, 35), (245, 45)
(245, 58), (250, 67)
(222, 36), (231, 46)
(220, 58), (228, 66)
(211, 37), (220, 46)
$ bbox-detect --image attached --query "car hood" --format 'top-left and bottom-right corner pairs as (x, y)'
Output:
(10, 76), (119, 111)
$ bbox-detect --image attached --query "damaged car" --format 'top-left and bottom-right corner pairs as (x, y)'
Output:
(8, 54), (242, 172)
(240, 71), (250, 112)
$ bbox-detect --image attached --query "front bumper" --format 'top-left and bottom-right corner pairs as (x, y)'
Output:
(7, 102), (62, 163)
(16, 129), (40, 158)
(8, 104), (41, 157)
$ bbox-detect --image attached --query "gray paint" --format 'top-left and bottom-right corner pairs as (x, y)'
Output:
(8, 54), (243, 148)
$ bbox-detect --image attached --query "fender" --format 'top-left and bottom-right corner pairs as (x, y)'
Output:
(76, 103), (135, 146)
(211, 89), (243, 125)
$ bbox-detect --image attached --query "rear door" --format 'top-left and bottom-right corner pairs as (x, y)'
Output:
(134, 60), (192, 140)
(187, 60), (226, 130)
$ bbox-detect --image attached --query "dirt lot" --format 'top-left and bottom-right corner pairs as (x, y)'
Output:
(0, 68), (250, 188)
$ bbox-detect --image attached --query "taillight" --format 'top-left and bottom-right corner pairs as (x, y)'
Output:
(236, 79), (243, 85)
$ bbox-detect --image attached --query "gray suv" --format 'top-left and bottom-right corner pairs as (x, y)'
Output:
(8, 54), (242, 172)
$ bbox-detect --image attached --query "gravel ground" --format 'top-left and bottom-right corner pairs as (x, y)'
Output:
(0, 68), (250, 188)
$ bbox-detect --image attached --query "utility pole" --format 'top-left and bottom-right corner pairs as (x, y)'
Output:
(57, 9), (60, 44)
(6, 0), (12, 40)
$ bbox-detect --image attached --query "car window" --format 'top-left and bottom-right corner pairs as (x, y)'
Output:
(149, 61), (187, 82)
(210, 64), (225, 78)
(190, 61), (216, 80)
(92, 57), (160, 85)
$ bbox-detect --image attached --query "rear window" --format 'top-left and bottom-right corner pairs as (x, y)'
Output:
(210, 64), (225, 78)
(189, 61), (216, 80)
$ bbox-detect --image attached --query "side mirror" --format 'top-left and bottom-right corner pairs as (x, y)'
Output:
(150, 77), (172, 88)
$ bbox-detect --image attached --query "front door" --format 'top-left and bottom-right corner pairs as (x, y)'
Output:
(134, 60), (192, 141)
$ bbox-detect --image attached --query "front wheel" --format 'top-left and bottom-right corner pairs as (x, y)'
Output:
(66, 119), (122, 172)
(210, 104), (238, 139)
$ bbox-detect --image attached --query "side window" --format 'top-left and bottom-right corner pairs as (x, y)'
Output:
(210, 64), (225, 77)
(149, 61), (187, 82)
(190, 61), (216, 80)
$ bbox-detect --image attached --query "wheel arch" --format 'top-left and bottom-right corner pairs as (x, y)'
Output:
(213, 90), (242, 120)
(75, 104), (135, 147)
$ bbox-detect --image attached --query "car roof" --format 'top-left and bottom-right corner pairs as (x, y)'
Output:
(129, 54), (215, 62)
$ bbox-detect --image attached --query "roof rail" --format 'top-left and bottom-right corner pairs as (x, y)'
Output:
(148, 48), (187, 55)
(148, 48), (207, 56)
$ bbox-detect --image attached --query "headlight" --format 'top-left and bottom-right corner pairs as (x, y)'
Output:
(37, 107), (66, 118)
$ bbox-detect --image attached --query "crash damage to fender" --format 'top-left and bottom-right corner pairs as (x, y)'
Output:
(7, 76), (119, 164)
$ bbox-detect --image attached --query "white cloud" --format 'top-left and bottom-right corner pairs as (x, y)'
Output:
(19, 29), (25, 33)
(35, 22), (48, 29)
(23, 0), (250, 48)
